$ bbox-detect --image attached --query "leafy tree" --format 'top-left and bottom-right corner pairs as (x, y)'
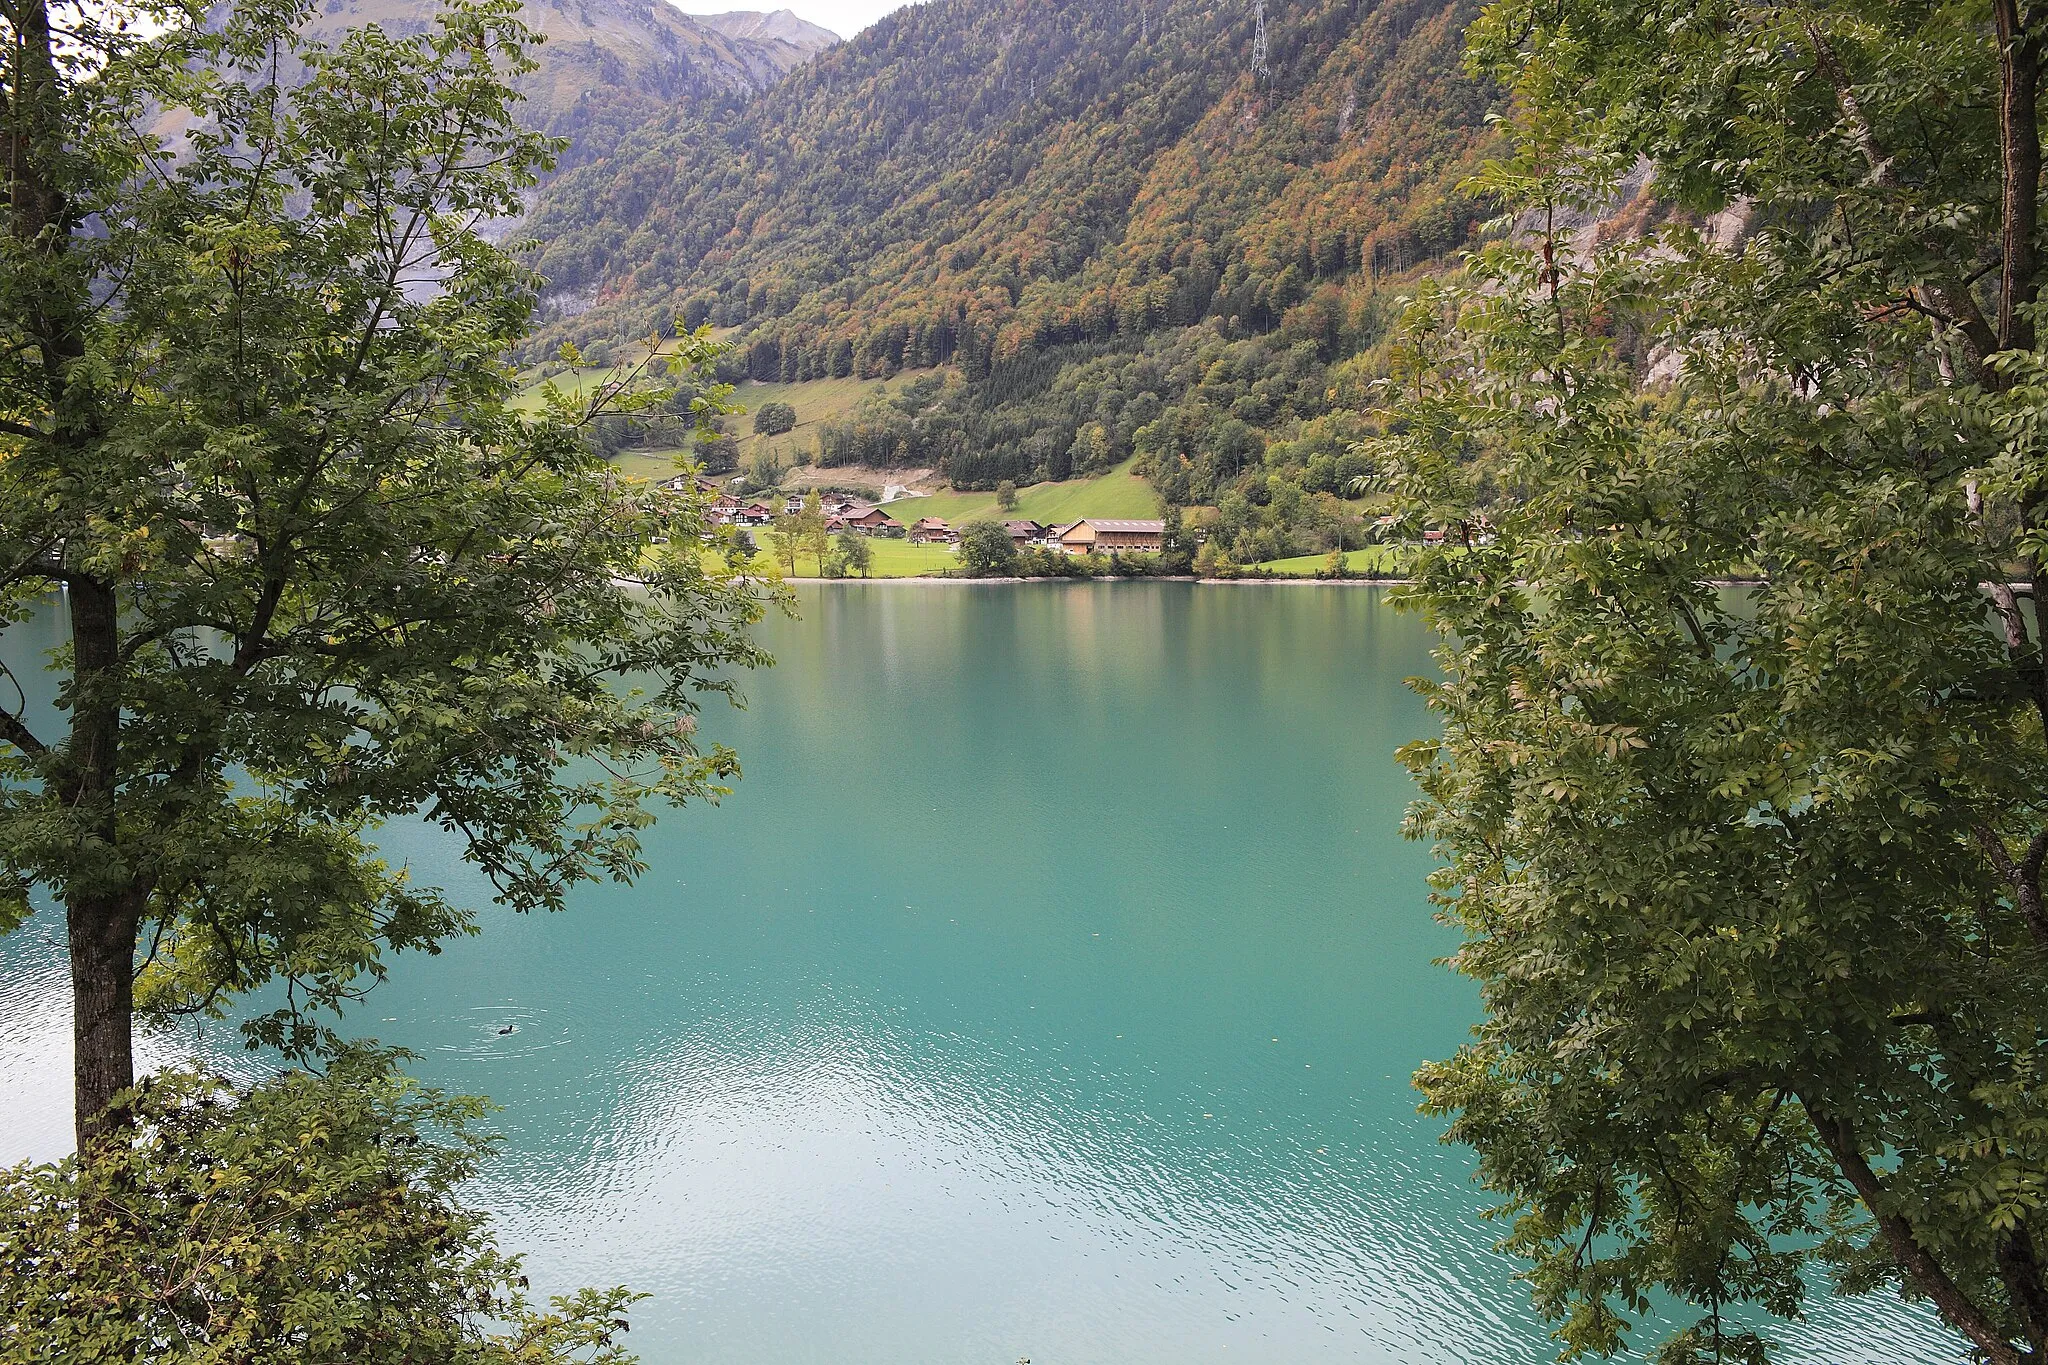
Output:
(752, 400), (797, 435)
(798, 489), (829, 566)
(995, 480), (1018, 511)
(0, 1055), (640, 1363)
(694, 425), (740, 474)
(957, 520), (1019, 576)
(765, 515), (801, 575)
(0, 0), (765, 1146)
(836, 530), (873, 579)
(1379, 0), (2048, 1359)
(1159, 503), (1193, 570)
(745, 441), (785, 491)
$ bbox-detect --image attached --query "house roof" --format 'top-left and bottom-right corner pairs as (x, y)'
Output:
(1072, 519), (1164, 533)
(912, 517), (951, 530)
(1003, 520), (1044, 533)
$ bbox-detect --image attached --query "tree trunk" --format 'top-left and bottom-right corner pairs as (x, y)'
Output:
(66, 890), (137, 1147)
(8, 0), (137, 1148)
(62, 575), (135, 1147)
(1996, 0), (2044, 353)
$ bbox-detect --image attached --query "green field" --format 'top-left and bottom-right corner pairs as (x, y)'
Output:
(509, 366), (617, 415)
(518, 366), (944, 468)
(609, 447), (694, 483)
(717, 537), (960, 578)
(725, 373), (902, 461)
(882, 457), (1159, 528)
(1256, 545), (1416, 577)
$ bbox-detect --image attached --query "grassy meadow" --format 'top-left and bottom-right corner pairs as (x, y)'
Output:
(724, 373), (902, 463)
(1255, 545), (1417, 577)
(514, 364), (941, 469)
(717, 538), (960, 578)
(881, 457), (1158, 527)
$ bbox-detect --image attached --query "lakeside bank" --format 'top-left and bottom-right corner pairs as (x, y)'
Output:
(776, 575), (1416, 586)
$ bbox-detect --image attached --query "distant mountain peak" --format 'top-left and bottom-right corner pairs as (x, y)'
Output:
(689, 9), (841, 49)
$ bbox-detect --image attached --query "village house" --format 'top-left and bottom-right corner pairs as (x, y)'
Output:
(845, 506), (900, 535)
(1058, 518), (1165, 555)
(659, 474), (725, 497)
(909, 517), (957, 545)
(1003, 519), (1045, 547)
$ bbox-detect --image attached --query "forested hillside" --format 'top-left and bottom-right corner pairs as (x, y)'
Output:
(527, 0), (1500, 549)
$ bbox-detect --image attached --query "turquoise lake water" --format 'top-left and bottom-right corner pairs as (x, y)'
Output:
(0, 583), (1961, 1362)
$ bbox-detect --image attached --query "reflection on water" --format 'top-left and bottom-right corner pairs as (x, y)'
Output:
(0, 931), (75, 1163)
(0, 584), (1963, 1363)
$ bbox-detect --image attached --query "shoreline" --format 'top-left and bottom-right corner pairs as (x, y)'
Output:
(779, 576), (1415, 586)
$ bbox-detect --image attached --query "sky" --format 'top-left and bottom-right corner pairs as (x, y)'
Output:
(665, 0), (918, 39)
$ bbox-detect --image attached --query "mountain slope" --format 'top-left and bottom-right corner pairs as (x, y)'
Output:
(300, 1), (835, 167)
(527, 0), (1498, 515)
(530, 0), (1487, 341)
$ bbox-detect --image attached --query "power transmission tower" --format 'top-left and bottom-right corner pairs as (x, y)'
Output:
(1251, 0), (1271, 83)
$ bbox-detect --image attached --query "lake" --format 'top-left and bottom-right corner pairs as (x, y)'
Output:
(0, 583), (1959, 1363)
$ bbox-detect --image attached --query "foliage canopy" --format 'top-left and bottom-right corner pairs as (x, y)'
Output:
(0, 1055), (641, 1364)
(956, 520), (1020, 577)
(752, 400), (797, 436)
(1380, 0), (2048, 1359)
(0, 0), (766, 1145)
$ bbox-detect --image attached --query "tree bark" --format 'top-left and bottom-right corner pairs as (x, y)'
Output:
(1996, 0), (2044, 353)
(66, 888), (137, 1147)
(62, 575), (136, 1147)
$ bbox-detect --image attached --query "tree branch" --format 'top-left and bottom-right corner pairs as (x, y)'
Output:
(0, 708), (47, 757)
(1976, 822), (2048, 948)
(1803, 1096), (2027, 1365)
(1806, 22), (2002, 366)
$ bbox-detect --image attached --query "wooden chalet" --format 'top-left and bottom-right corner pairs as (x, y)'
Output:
(845, 506), (899, 535)
(1058, 518), (1165, 555)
